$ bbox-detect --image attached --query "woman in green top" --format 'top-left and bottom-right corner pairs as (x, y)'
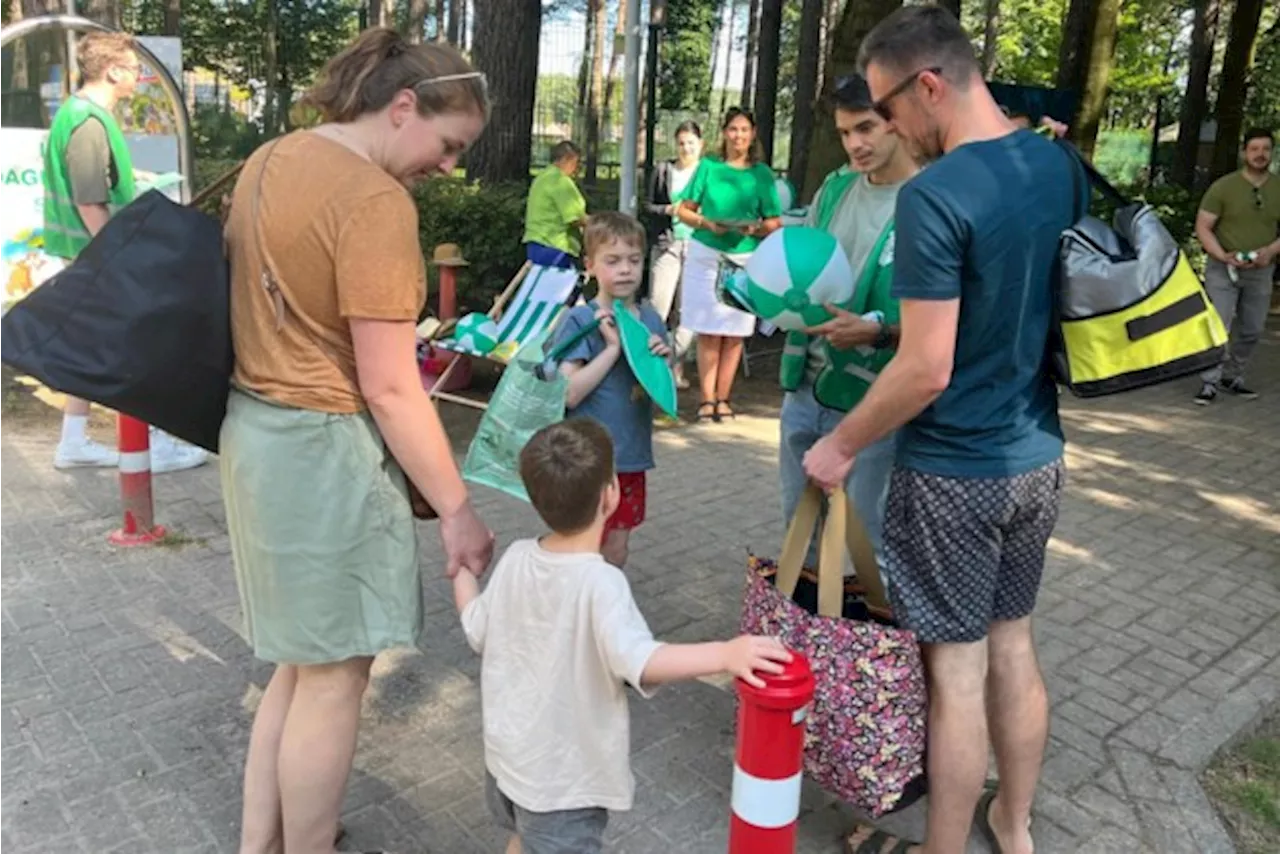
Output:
(675, 108), (782, 422)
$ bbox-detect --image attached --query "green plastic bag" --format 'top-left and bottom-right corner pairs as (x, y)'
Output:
(461, 320), (597, 502)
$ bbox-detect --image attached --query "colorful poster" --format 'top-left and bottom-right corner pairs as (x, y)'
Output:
(1, 129), (64, 310)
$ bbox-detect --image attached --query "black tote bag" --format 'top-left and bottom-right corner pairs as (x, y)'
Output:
(1, 189), (232, 452)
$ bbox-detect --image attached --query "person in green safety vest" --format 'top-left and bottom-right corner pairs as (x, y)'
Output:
(778, 73), (919, 569)
(42, 31), (208, 473)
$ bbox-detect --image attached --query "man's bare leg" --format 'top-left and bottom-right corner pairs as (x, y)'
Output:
(984, 616), (1045, 854)
(919, 639), (990, 854)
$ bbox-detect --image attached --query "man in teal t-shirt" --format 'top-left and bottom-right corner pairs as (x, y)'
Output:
(523, 140), (588, 269)
(805, 8), (1084, 854)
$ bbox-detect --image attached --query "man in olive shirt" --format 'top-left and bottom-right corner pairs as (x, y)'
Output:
(43, 31), (207, 472)
(523, 140), (588, 269)
(1194, 127), (1280, 404)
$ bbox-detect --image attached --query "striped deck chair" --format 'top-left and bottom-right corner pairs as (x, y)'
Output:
(426, 261), (583, 409)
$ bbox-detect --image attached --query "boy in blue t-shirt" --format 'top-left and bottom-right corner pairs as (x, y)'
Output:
(554, 212), (671, 568)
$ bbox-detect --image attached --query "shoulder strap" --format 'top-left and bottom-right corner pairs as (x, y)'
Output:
(249, 136), (355, 382)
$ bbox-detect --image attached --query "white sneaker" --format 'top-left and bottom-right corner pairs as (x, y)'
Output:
(150, 430), (210, 474)
(54, 438), (120, 470)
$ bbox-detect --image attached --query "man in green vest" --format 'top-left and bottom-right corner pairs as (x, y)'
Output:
(43, 31), (207, 473)
(779, 74), (919, 565)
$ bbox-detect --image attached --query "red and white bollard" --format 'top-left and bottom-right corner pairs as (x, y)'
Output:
(729, 652), (814, 854)
(108, 414), (166, 546)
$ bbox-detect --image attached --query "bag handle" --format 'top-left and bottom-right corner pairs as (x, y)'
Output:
(775, 484), (890, 618)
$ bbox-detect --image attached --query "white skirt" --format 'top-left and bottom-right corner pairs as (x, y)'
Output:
(679, 239), (757, 338)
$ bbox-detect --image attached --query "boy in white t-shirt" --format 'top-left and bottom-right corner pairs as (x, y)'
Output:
(452, 418), (790, 854)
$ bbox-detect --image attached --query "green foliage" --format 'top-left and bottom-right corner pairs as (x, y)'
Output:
(982, 0), (1066, 86)
(659, 0), (720, 112)
(181, 0), (360, 133)
(192, 103), (265, 161)
(1245, 20), (1280, 134)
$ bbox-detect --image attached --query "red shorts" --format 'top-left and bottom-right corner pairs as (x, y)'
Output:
(604, 472), (647, 534)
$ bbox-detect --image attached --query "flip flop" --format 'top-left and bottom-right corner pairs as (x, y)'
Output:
(844, 826), (915, 854)
(975, 788), (1034, 854)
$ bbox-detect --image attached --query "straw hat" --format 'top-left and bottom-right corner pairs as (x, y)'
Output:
(430, 243), (470, 267)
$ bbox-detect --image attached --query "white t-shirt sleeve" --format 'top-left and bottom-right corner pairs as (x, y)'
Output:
(460, 592), (491, 653)
(591, 569), (662, 698)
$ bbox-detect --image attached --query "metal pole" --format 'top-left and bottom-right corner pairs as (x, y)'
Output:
(62, 0), (76, 98)
(619, 0), (643, 214)
(643, 19), (661, 201)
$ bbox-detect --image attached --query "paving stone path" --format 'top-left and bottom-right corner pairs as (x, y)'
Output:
(3, 322), (1278, 853)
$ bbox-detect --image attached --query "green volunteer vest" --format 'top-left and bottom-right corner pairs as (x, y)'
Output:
(42, 96), (136, 260)
(779, 167), (899, 412)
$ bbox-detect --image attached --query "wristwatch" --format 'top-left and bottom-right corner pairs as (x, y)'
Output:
(873, 320), (893, 350)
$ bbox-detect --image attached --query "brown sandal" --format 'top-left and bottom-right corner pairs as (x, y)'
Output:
(714, 399), (736, 420)
(696, 400), (718, 422)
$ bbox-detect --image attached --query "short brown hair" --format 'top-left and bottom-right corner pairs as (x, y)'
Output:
(77, 32), (137, 84)
(857, 5), (979, 84)
(300, 27), (489, 124)
(583, 211), (646, 259)
(519, 419), (615, 535)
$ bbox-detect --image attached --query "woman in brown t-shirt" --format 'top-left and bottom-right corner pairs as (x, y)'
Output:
(220, 28), (494, 851)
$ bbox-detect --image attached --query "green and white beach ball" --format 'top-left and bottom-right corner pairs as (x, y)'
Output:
(775, 177), (797, 212)
(744, 227), (855, 332)
(453, 312), (499, 354)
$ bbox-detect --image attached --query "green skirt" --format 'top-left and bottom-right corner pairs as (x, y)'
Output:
(220, 388), (422, 664)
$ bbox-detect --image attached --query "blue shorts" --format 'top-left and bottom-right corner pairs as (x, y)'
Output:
(526, 242), (577, 270)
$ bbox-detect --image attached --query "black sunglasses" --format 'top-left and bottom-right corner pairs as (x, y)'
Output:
(871, 66), (943, 121)
(1254, 186), (1264, 210)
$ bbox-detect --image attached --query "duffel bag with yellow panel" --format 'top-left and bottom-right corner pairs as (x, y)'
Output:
(1053, 150), (1227, 398)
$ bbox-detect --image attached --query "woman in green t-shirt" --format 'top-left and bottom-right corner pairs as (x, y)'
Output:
(675, 107), (782, 422)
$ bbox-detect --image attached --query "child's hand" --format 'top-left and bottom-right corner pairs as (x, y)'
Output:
(722, 635), (792, 688)
(595, 308), (621, 350)
(647, 334), (672, 358)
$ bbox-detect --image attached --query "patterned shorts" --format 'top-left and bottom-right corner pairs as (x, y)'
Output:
(883, 459), (1065, 644)
(604, 471), (647, 534)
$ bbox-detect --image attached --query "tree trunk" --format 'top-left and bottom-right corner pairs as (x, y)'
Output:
(447, 0), (460, 44)
(81, 0), (116, 25)
(370, 0), (387, 28)
(787, 0), (823, 187)
(467, 0), (541, 183)
(163, 0), (180, 35)
(263, 0), (280, 136)
(716, 0), (739, 120)
(460, 0), (468, 49)
(604, 0), (629, 121)
(981, 0), (1000, 76)
(408, 0), (430, 42)
(1056, 0), (1095, 95)
(435, 0), (445, 39)
(741, 0), (760, 111)
(577, 3), (592, 122)
(6, 0), (27, 94)
(708, 0), (725, 118)
(1174, 0), (1217, 189)
(937, 0), (961, 19)
(754, 0), (782, 165)
(585, 0), (606, 184)
(1210, 0), (1264, 179)
(1071, 0), (1120, 159)
(800, 0), (903, 200)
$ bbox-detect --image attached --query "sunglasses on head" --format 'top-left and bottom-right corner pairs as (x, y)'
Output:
(724, 106), (755, 123)
(870, 66), (942, 121)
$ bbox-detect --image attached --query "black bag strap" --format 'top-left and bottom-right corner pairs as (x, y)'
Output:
(1056, 139), (1130, 210)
